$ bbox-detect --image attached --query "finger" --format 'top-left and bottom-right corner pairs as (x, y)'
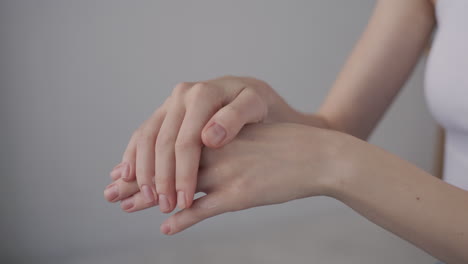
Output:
(118, 125), (142, 182)
(202, 87), (267, 148)
(118, 167), (212, 213)
(135, 108), (165, 205)
(159, 191), (232, 235)
(120, 98), (169, 182)
(109, 162), (127, 181)
(156, 85), (188, 213)
(120, 191), (159, 213)
(104, 178), (140, 203)
(111, 165), (212, 202)
(175, 83), (222, 210)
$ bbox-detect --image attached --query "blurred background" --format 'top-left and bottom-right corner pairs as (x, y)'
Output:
(1, 0), (438, 263)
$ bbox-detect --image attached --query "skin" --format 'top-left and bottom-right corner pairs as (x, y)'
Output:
(105, 0), (468, 262)
(106, 75), (327, 213)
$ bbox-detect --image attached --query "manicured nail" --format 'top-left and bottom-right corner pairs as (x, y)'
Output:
(110, 163), (125, 180)
(141, 185), (154, 203)
(177, 191), (186, 209)
(160, 223), (171, 235)
(109, 170), (120, 180)
(121, 197), (134, 210)
(205, 123), (226, 146)
(104, 184), (119, 201)
(159, 194), (170, 212)
(121, 163), (129, 180)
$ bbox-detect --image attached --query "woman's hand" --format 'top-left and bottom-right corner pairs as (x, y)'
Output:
(106, 75), (329, 214)
(106, 122), (348, 235)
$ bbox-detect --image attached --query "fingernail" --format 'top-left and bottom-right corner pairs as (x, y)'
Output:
(159, 194), (170, 212)
(121, 163), (129, 180)
(110, 163), (125, 180)
(160, 223), (171, 235)
(177, 191), (186, 209)
(205, 123), (226, 146)
(121, 197), (134, 210)
(104, 184), (119, 201)
(109, 170), (120, 180)
(142, 185), (154, 203)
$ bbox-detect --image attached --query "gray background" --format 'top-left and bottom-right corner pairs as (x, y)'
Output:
(1, 0), (438, 263)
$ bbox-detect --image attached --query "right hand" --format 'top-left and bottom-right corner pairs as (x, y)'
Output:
(106, 75), (309, 213)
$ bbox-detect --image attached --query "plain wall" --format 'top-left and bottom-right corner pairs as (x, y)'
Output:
(1, 1), (438, 263)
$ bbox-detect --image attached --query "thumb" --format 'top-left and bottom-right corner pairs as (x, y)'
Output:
(160, 191), (232, 235)
(201, 88), (267, 148)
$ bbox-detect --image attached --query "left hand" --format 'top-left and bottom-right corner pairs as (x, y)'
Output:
(104, 122), (349, 235)
(107, 75), (309, 213)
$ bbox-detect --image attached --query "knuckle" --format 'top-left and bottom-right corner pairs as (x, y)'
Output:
(192, 81), (209, 89)
(174, 138), (197, 152)
(187, 83), (223, 107)
(189, 82), (212, 97)
(224, 104), (242, 122)
(244, 87), (262, 105)
(244, 76), (270, 91)
(175, 131), (200, 150)
(136, 131), (154, 148)
(173, 82), (191, 96)
(245, 88), (268, 120)
(244, 86), (260, 99)
(155, 134), (176, 152)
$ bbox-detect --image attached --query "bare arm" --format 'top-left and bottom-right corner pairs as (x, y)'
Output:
(315, 0), (435, 140)
(327, 133), (468, 264)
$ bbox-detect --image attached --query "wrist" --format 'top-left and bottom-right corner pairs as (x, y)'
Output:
(310, 130), (362, 199)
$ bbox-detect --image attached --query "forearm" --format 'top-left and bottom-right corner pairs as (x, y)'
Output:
(317, 0), (435, 140)
(328, 135), (468, 263)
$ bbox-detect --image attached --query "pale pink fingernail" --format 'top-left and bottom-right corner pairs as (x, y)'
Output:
(205, 123), (226, 146)
(109, 170), (121, 180)
(159, 194), (170, 212)
(104, 184), (119, 201)
(110, 163), (125, 180)
(160, 223), (171, 235)
(121, 197), (134, 210)
(177, 191), (186, 209)
(142, 185), (154, 203)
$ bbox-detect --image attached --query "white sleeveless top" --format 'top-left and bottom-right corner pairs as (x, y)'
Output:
(425, 0), (468, 190)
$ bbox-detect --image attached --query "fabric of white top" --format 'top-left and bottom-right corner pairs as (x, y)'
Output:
(425, 0), (468, 190)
